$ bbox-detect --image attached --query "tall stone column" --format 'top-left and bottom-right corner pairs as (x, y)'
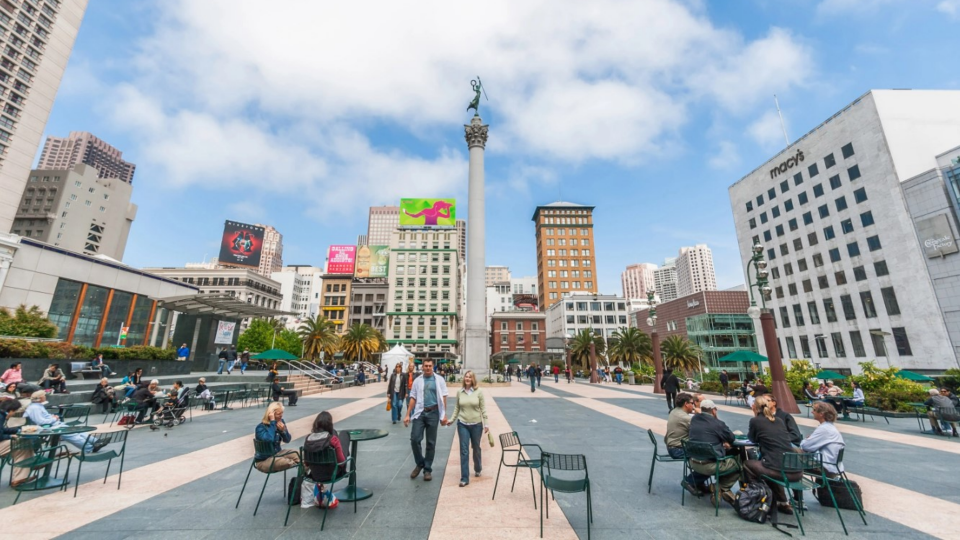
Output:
(464, 116), (489, 373)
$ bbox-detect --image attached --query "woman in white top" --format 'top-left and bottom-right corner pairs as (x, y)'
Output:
(800, 401), (845, 477)
(447, 371), (488, 487)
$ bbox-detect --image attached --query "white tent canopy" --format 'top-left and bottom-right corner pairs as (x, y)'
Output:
(380, 344), (414, 369)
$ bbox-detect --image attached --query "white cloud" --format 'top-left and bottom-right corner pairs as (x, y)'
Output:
(708, 141), (741, 170)
(748, 110), (790, 152)
(938, 0), (960, 17)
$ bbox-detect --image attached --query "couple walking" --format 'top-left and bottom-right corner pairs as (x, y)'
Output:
(397, 359), (488, 487)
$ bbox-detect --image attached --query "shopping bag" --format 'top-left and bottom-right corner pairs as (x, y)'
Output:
(487, 431), (495, 448)
(300, 478), (318, 508)
(386, 400), (392, 411)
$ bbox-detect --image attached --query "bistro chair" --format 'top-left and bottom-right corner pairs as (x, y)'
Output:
(9, 436), (72, 505)
(110, 401), (139, 428)
(821, 448), (867, 526)
(493, 431), (543, 508)
(680, 440), (740, 515)
(72, 430), (128, 497)
(539, 452), (592, 540)
(762, 452), (848, 536)
(646, 428), (684, 494)
(297, 446), (355, 528)
(236, 439), (297, 518)
(59, 405), (91, 427)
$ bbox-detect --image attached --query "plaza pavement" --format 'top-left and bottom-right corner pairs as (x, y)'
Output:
(0, 374), (954, 539)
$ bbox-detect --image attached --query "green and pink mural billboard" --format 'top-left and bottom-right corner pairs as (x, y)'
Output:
(399, 198), (456, 228)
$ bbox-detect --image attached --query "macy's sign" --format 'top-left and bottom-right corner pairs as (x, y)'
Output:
(769, 149), (805, 179)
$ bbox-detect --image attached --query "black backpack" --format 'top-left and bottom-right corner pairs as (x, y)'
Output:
(735, 481), (775, 524)
(815, 478), (863, 511)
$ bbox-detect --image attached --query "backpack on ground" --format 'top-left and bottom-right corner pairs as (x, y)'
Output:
(735, 481), (775, 524)
(287, 477), (301, 506)
(815, 478), (863, 511)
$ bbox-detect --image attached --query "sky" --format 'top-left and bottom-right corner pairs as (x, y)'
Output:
(40, 0), (960, 294)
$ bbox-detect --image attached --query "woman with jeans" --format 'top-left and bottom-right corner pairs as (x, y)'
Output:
(744, 395), (802, 515)
(447, 371), (488, 487)
(386, 362), (408, 424)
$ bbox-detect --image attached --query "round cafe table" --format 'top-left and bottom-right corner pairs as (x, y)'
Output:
(19, 425), (97, 490)
(334, 428), (389, 502)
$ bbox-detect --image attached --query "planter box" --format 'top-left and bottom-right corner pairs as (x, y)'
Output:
(8, 358), (194, 382)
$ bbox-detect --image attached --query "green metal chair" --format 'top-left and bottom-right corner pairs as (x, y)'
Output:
(762, 452), (848, 536)
(72, 429), (128, 497)
(646, 428), (684, 494)
(539, 452), (592, 540)
(492, 431), (542, 508)
(110, 401), (140, 428)
(9, 436), (73, 505)
(58, 405), (91, 427)
(298, 445), (355, 528)
(680, 440), (740, 515)
(822, 448), (867, 526)
(236, 439), (297, 518)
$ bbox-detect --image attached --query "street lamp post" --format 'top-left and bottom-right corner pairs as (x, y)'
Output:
(747, 241), (799, 414)
(565, 333), (573, 384)
(647, 291), (664, 394)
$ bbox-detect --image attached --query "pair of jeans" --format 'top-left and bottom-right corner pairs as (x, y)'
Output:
(554, 373), (559, 383)
(529, 377), (536, 392)
(410, 409), (440, 472)
(240, 362), (248, 373)
(217, 359), (226, 374)
(390, 394), (404, 422)
(457, 422), (483, 483)
(99, 365), (113, 378)
(665, 391), (677, 411)
(42, 379), (66, 393)
(616, 374), (623, 385)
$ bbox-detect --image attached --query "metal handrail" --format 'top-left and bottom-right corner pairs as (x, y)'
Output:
(274, 360), (338, 386)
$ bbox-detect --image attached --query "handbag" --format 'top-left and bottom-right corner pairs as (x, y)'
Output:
(386, 399), (392, 411)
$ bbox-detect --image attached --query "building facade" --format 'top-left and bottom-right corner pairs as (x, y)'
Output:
(653, 258), (678, 302)
(676, 244), (717, 298)
(143, 267), (282, 311)
(367, 205), (399, 246)
(490, 312), (547, 355)
(533, 202), (598, 310)
(320, 274), (352, 333)
(484, 265), (510, 287)
(545, 293), (628, 341)
(272, 265), (323, 328)
(0, 0), (88, 233)
(385, 228), (461, 358)
(37, 131), (135, 183)
(254, 223), (283, 278)
(729, 90), (960, 373)
(10, 164), (136, 260)
(348, 279), (388, 332)
(622, 262), (657, 301)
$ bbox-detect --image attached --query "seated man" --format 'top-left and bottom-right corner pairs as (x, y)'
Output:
(91, 354), (115, 378)
(131, 380), (161, 423)
(195, 377), (215, 409)
(665, 393), (710, 495)
(271, 380), (298, 407)
(688, 399), (738, 507)
(38, 364), (68, 394)
(24, 392), (106, 453)
(925, 388), (959, 437)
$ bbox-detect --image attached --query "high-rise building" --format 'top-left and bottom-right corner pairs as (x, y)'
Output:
(544, 293), (629, 341)
(10, 164), (136, 260)
(367, 206), (399, 246)
(255, 224), (283, 278)
(533, 201), (598, 310)
(456, 219), (467, 262)
(484, 265), (510, 287)
(653, 258), (678, 302)
(272, 265), (323, 328)
(356, 234), (368, 246)
(37, 131), (136, 183)
(621, 263), (657, 301)
(676, 244), (717, 298)
(729, 90), (960, 373)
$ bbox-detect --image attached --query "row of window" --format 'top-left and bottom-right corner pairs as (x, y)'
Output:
(777, 287), (900, 329)
(749, 180), (867, 233)
(499, 321), (541, 331)
(564, 301), (627, 312)
(545, 259), (592, 267)
(395, 290), (452, 301)
(392, 304), (453, 313)
(543, 238), (590, 246)
(547, 281), (593, 290)
(545, 249), (591, 257)
(546, 270), (592, 278)
(746, 143), (856, 213)
(767, 233), (882, 263)
(772, 260), (890, 298)
(396, 252), (452, 262)
(395, 265), (452, 275)
(395, 277), (452, 288)
(541, 228), (590, 236)
(396, 242), (453, 249)
(500, 333), (540, 345)
(565, 315), (629, 325)
(783, 327), (911, 359)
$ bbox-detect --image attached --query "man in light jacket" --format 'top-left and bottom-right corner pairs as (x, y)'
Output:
(404, 358), (448, 482)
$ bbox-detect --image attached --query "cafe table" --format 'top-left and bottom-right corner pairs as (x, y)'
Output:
(334, 428), (389, 502)
(19, 425), (97, 490)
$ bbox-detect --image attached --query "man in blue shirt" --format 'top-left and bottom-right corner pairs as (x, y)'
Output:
(404, 359), (448, 481)
(177, 344), (190, 361)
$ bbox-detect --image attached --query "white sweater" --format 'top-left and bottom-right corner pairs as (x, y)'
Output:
(800, 421), (845, 473)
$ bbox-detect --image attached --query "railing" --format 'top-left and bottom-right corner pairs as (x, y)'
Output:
(274, 360), (339, 387)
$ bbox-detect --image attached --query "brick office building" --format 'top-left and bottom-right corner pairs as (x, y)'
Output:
(490, 312), (550, 367)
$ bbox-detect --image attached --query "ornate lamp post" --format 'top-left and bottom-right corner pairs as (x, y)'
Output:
(564, 333), (573, 383)
(747, 241), (799, 413)
(647, 291), (664, 394)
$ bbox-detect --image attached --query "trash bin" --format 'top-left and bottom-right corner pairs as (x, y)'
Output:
(628, 372), (636, 385)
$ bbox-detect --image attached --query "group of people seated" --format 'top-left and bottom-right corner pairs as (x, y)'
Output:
(924, 388), (959, 437)
(664, 390), (847, 516)
(802, 379), (865, 418)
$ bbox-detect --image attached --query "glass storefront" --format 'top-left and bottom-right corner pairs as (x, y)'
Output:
(48, 279), (83, 340)
(101, 291), (133, 346)
(125, 295), (154, 345)
(686, 313), (758, 372)
(46, 278), (157, 347)
(73, 285), (110, 346)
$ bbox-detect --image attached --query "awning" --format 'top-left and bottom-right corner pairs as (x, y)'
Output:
(717, 350), (767, 363)
(816, 370), (847, 380)
(251, 349), (299, 360)
(156, 293), (295, 319)
(895, 370), (934, 382)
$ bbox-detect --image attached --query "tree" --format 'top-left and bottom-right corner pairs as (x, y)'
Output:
(660, 335), (702, 374)
(608, 327), (652, 366)
(340, 323), (380, 363)
(275, 328), (303, 358)
(569, 328), (605, 370)
(0, 305), (58, 338)
(298, 315), (339, 361)
(237, 319), (274, 353)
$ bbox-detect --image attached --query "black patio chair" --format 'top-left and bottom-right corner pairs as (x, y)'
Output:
(646, 428), (684, 494)
(492, 431), (542, 508)
(539, 452), (592, 540)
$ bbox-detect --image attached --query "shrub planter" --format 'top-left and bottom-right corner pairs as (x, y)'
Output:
(8, 358), (194, 381)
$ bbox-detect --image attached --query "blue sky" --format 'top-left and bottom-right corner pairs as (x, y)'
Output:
(41, 0), (960, 293)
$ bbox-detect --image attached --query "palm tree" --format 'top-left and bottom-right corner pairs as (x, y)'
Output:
(298, 315), (339, 361)
(340, 323), (380, 364)
(569, 329), (606, 371)
(608, 327), (652, 367)
(660, 335), (702, 374)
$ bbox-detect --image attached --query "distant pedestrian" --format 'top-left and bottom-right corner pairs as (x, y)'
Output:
(405, 359), (448, 482)
(387, 363), (408, 424)
(177, 343), (190, 361)
(226, 346), (238, 374)
(240, 349), (250, 374)
(720, 370), (729, 396)
(553, 365), (560, 383)
(526, 364), (537, 393)
(517, 366), (522, 382)
(662, 370), (681, 411)
(217, 348), (229, 374)
(535, 365), (542, 387)
(447, 371), (488, 487)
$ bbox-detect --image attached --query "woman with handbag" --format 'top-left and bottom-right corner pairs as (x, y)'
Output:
(446, 370), (488, 487)
(386, 363), (407, 424)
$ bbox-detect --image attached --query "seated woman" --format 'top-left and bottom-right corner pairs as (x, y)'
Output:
(38, 363), (68, 394)
(743, 395), (802, 515)
(0, 382), (19, 401)
(303, 411), (351, 508)
(802, 381), (820, 403)
(254, 402), (301, 473)
(91, 377), (118, 414)
(800, 401), (845, 478)
(841, 381), (865, 418)
(0, 399), (36, 487)
(195, 377), (216, 409)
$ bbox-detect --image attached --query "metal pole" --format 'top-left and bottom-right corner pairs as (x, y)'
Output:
(774, 94), (789, 147)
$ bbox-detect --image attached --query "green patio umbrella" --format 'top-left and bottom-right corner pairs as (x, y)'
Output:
(506, 358), (521, 364)
(895, 370), (934, 382)
(816, 370), (847, 380)
(251, 349), (299, 360)
(717, 350), (768, 363)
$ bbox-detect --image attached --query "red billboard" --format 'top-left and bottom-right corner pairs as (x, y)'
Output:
(218, 221), (264, 268)
(327, 245), (357, 274)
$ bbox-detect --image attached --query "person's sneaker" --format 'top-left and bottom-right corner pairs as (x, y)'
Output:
(681, 480), (699, 497)
(410, 465), (422, 479)
(459, 481), (467, 487)
(423, 471), (433, 481)
(475, 471), (481, 477)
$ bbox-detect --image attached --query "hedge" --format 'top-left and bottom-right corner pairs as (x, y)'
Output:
(0, 338), (176, 361)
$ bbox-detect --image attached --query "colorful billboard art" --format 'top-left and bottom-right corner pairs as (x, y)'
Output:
(399, 198), (456, 228)
(354, 245), (390, 278)
(219, 221), (264, 268)
(327, 245), (357, 274)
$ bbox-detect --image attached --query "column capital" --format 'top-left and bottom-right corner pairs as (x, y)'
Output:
(464, 116), (489, 149)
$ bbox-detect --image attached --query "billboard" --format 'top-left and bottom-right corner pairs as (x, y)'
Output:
(354, 245), (390, 278)
(219, 221), (264, 268)
(327, 245), (357, 274)
(214, 321), (236, 345)
(400, 198), (456, 228)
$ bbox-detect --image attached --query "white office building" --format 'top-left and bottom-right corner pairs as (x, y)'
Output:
(545, 293), (629, 341)
(366, 206), (398, 246)
(653, 258), (678, 302)
(676, 244), (717, 298)
(484, 265), (511, 287)
(729, 90), (960, 373)
(272, 265), (323, 328)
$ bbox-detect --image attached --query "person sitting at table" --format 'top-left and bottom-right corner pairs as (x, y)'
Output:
(0, 381), (19, 401)
(800, 401), (845, 478)
(688, 399), (738, 507)
(841, 381), (865, 419)
(91, 378), (118, 414)
(803, 381), (820, 403)
(665, 393), (695, 459)
(924, 388), (959, 437)
(817, 381), (828, 396)
(131, 380), (161, 423)
(743, 395), (802, 515)
(254, 402), (301, 473)
(942, 388), (960, 407)
(824, 380), (843, 398)
(24, 392), (106, 453)
(195, 377), (215, 409)
(1, 399), (37, 487)
(38, 363), (68, 394)
(763, 393), (803, 446)
(271, 379), (298, 406)
(304, 410), (351, 508)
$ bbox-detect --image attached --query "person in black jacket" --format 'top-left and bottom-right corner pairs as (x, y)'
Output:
(744, 395), (802, 515)
(766, 393), (803, 445)
(272, 380), (298, 406)
(387, 363), (408, 424)
(719, 370), (729, 395)
(688, 400), (738, 506)
(662, 370), (681, 411)
(91, 377), (117, 414)
(131, 380), (161, 423)
(0, 399), (36, 486)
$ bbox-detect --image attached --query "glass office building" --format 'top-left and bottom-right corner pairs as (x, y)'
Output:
(685, 313), (758, 372)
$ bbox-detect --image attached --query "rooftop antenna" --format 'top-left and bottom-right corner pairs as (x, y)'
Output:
(774, 94), (789, 146)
